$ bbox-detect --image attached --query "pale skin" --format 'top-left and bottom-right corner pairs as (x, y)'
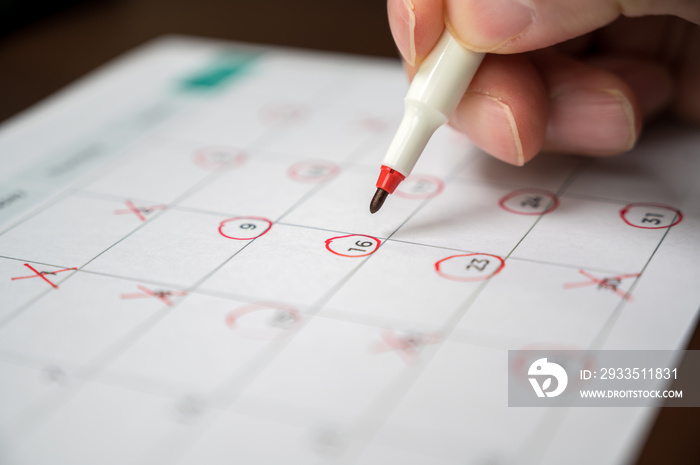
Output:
(387, 0), (700, 165)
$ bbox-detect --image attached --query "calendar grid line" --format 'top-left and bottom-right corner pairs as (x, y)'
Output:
(0, 118), (293, 435)
(0, 215), (645, 297)
(0, 61), (347, 338)
(10, 300), (182, 437)
(331, 155), (600, 464)
(0, 168), (226, 330)
(496, 156), (635, 464)
(0, 145), (675, 384)
(0, 143), (659, 388)
(588, 214), (679, 351)
(0, 263), (81, 327)
(1, 118), (434, 447)
(513, 215), (680, 464)
(503, 157), (591, 260)
(134, 126), (481, 457)
(0, 95), (199, 238)
(122, 236), (407, 462)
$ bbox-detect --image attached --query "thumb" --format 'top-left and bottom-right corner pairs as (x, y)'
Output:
(445, 0), (700, 53)
(387, 0), (445, 67)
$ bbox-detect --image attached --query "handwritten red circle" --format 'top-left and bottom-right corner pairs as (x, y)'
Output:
(325, 234), (381, 257)
(218, 217), (272, 240)
(498, 189), (559, 216)
(287, 160), (339, 184)
(619, 202), (683, 229)
(394, 175), (445, 199)
(434, 253), (505, 282)
(259, 102), (310, 125)
(225, 302), (302, 340)
(192, 146), (247, 171)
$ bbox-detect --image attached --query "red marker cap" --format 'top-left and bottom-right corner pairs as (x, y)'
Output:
(375, 165), (405, 194)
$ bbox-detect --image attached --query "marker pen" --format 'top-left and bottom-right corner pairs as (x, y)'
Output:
(369, 30), (485, 213)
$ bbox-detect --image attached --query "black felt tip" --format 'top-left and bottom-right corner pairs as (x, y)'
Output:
(369, 188), (389, 214)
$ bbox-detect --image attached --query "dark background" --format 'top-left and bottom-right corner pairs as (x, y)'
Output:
(0, 0), (397, 123)
(0, 1), (698, 463)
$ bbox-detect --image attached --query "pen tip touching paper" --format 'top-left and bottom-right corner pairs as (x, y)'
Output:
(370, 188), (389, 214)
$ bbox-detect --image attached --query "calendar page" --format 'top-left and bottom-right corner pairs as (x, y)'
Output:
(1, 36), (699, 465)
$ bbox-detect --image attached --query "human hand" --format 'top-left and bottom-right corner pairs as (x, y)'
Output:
(387, 0), (700, 165)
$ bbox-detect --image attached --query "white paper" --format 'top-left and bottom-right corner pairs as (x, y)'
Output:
(0, 36), (698, 465)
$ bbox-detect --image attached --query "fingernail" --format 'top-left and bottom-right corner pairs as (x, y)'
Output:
(547, 89), (637, 154)
(591, 58), (673, 117)
(457, 92), (524, 165)
(447, 0), (534, 52)
(390, 0), (417, 66)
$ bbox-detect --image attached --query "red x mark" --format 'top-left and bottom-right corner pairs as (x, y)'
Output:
(564, 270), (640, 301)
(370, 329), (440, 364)
(114, 200), (166, 221)
(11, 263), (77, 289)
(120, 285), (187, 306)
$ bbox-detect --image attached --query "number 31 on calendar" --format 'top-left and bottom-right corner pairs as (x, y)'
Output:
(619, 203), (683, 229)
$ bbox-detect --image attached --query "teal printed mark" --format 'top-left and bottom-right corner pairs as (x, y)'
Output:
(179, 52), (259, 91)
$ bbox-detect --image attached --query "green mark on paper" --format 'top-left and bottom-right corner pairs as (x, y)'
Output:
(180, 52), (259, 91)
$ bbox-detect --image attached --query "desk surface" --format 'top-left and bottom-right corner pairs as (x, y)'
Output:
(0, 1), (698, 463)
